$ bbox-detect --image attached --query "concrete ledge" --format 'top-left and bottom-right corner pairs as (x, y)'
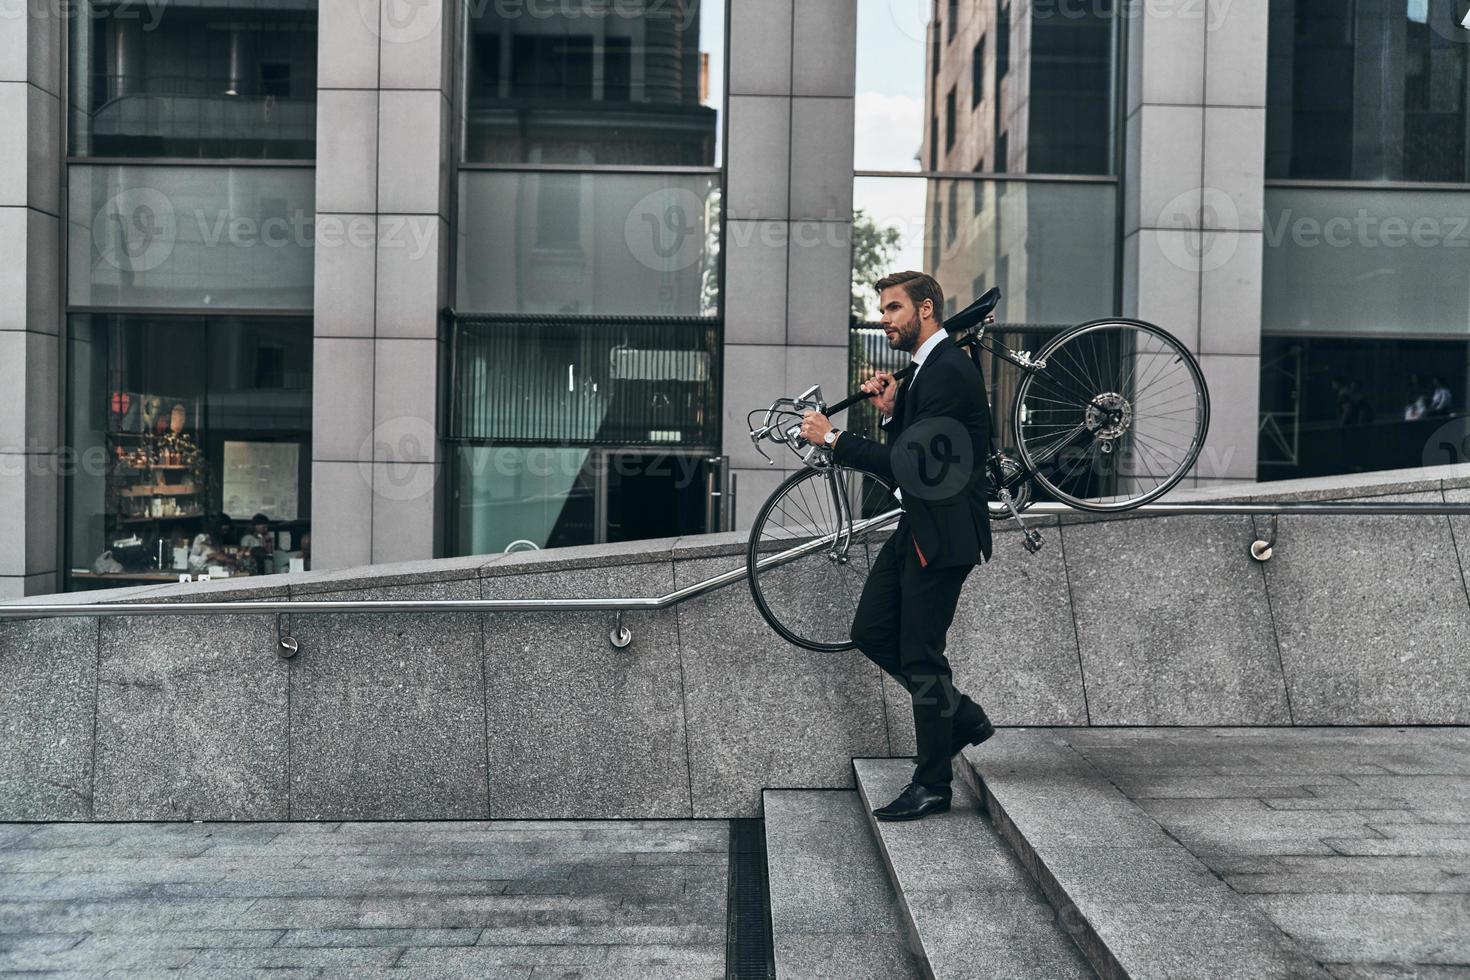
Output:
(3, 465), (1469, 820)
(963, 731), (1331, 980)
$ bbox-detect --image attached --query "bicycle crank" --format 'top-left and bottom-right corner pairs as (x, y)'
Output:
(996, 486), (1044, 554)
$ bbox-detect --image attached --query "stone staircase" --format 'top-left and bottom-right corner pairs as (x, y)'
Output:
(764, 731), (1372, 980)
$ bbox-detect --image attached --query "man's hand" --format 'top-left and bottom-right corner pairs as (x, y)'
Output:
(861, 371), (899, 415)
(799, 410), (834, 446)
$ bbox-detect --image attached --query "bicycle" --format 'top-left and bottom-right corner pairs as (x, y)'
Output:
(744, 288), (1211, 652)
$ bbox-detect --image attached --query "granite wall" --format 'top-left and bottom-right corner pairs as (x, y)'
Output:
(3, 467), (1469, 821)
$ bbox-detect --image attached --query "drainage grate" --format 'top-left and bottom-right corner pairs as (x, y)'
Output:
(725, 818), (776, 980)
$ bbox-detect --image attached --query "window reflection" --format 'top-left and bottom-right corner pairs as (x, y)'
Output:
(1260, 336), (1469, 478)
(1267, 0), (1470, 182)
(856, 0), (1116, 175)
(462, 0), (725, 165)
(68, 0), (318, 159)
(850, 176), (1115, 325)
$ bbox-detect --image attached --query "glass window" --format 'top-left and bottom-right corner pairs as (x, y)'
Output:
(447, 316), (720, 448)
(461, 0), (725, 165)
(1261, 187), (1470, 337)
(1259, 335), (1469, 479)
(68, 165), (315, 311)
(856, 0), (1117, 174)
(65, 314), (313, 591)
(456, 171), (719, 317)
(1266, 0), (1470, 182)
(851, 177), (1116, 324)
(68, 0), (318, 159)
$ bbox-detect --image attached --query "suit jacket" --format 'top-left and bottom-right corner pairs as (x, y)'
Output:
(833, 334), (993, 568)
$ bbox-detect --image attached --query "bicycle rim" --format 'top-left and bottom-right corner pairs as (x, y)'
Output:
(746, 466), (900, 652)
(1013, 318), (1210, 512)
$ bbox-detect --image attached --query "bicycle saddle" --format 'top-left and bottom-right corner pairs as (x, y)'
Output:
(944, 286), (1001, 335)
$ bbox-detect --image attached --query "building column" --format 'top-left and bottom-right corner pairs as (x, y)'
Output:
(0, 4), (63, 597)
(311, 0), (453, 568)
(1122, 0), (1268, 486)
(723, 0), (857, 527)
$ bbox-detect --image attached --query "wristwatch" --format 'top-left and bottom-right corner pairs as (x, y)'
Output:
(823, 428), (841, 447)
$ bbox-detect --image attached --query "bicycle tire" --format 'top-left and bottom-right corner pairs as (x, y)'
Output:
(1012, 318), (1210, 512)
(746, 466), (899, 652)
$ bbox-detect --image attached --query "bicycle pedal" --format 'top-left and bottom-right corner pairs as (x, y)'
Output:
(1023, 530), (1044, 553)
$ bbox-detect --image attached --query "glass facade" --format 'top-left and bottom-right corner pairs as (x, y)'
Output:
(63, 0), (317, 590)
(450, 0), (725, 556)
(66, 315), (313, 589)
(1266, 0), (1469, 182)
(856, 0), (1117, 175)
(68, 164), (315, 311)
(456, 171), (719, 317)
(1262, 1), (1470, 480)
(1259, 335), (1467, 478)
(851, 0), (1121, 454)
(68, 0), (318, 159)
(462, 0), (724, 165)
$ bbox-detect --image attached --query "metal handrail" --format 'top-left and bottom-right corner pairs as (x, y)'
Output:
(4, 499), (1469, 647)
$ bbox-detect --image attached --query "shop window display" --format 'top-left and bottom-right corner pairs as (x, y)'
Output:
(67, 314), (313, 590)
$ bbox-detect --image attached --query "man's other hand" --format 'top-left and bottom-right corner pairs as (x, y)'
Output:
(799, 410), (834, 446)
(861, 371), (898, 415)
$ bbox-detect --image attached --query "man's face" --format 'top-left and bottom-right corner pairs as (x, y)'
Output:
(878, 286), (927, 353)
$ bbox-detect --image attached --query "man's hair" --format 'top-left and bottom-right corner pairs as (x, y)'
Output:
(874, 271), (944, 324)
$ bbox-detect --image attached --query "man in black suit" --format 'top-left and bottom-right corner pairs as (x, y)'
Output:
(799, 271), (995, 822)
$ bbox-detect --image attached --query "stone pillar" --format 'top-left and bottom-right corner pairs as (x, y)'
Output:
(723, 0), (857, 526)
(1121, 0), (1267, 486)
(311, 0), (453, 568)
(0, 2), (63, 597)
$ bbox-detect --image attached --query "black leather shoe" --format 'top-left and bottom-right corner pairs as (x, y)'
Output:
(910, 721), (996, 763)
(872, 782), (951, 822)
(958, 719), (996, 753)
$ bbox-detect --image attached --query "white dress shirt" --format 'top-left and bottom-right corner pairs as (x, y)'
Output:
(876, 330), (948, 504)
(881, 329), (947, 427)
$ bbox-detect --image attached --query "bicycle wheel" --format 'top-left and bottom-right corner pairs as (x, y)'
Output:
(1012, 318), (1209, 512)
(746, 465), (900, 652)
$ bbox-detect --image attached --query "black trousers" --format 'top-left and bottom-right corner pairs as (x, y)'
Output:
(850, 520), (989, 792)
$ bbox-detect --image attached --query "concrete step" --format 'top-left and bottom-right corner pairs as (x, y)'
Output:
(960, 730), (1333, 980)
(852, 758), (1097, 980)
(762, 789), (922, 980)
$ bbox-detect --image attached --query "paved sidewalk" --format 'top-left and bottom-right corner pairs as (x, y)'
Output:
(1057, 727), (1470, 978)
(0, 820), (728, 978)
